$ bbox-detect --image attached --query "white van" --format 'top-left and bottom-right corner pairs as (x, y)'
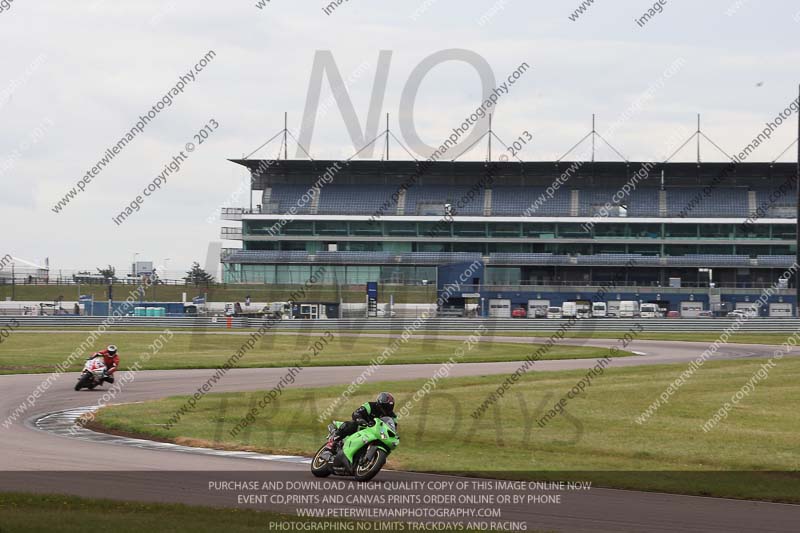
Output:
(527, 299), (550, 318)
(680, 301), (704, 318)
(640, 303), (659, 318)
(562, 301), (577, 318)
(547, 306), (563, 319)
(769, 303), (793, 317)
(488, 299), (512, 318)
(619, 301), (640, 318)
(592, 302), (607, 318)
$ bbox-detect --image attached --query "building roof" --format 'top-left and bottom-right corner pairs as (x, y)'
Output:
(229, 159), (797, 187)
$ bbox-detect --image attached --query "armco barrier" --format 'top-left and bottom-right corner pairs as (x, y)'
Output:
(6, 316), (800, 333)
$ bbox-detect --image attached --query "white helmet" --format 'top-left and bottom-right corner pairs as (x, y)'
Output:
(107, 345), (118, 355)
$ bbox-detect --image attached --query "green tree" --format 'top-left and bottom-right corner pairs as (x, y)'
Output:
(97, 265), (116, 281)
(184, 262), (214, 286)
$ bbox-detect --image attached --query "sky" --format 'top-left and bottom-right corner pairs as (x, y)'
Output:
(1, 0), (799, 279)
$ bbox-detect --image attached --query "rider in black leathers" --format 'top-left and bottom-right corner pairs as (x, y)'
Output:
(325, 392), (396, 451)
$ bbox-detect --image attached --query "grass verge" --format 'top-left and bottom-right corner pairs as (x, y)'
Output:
(0, 331), (629, 374)
(0, 492), (317, 533)
(295, 330), (800, 346)
(0, 492), (503, 532)
(94, 358), (800, 503)
(10, 325), (799, 346)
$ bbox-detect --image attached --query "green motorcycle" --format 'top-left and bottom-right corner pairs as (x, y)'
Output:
(311, 417), (399, 482)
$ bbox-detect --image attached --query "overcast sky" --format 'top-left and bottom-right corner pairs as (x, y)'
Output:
(1, 0), (799, 278)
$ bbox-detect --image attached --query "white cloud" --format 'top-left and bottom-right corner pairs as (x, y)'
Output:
(1, 0), (799, 275)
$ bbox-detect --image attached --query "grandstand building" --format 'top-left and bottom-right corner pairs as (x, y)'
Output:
(220, 159), (798, 316)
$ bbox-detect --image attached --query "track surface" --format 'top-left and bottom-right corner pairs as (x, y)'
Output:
(1, 336), (799, 532)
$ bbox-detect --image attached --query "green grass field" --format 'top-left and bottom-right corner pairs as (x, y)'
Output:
(0, 331), (628, 374)
(10, 324), (798, 346)
(0, 493), (313, 533)
(95, 358), (800, 503)
(462, 330), (800, 345)
(308, 330), (800, 346)
(0, 493), (505, 533)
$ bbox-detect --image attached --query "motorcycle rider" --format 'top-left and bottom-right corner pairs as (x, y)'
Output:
(325, 392), (396, 452)
(90, 345), (120, 384)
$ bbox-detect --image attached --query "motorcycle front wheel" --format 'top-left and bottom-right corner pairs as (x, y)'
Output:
(354, 448), (387, 482)
(310, 445), (333, 477)
(74, 374), (90, 391)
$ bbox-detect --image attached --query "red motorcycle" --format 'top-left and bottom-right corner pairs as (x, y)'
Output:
(74, 357), (107, 391)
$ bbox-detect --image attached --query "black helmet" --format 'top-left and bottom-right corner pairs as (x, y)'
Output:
(376, 392), (394, 411)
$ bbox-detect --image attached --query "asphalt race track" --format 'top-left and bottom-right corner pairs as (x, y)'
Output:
(1, 337), (799, 532)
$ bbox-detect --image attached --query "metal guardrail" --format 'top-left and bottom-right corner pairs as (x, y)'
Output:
(5, 316), (800, 333)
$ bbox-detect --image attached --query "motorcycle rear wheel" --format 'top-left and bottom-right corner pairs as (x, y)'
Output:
(310, 445), (333, 477)
(354, 448), (387, 482)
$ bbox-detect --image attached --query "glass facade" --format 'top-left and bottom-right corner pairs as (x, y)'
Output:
(237, 240), (795, 256)
(242, 220), (796, 241)
(223, 264), (436, 284)
(227, 220), (795, 285)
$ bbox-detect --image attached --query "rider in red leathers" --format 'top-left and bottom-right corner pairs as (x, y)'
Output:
(91, 345), (120, 384)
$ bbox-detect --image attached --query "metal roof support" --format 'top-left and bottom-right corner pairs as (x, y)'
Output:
(489, 113), (493, 162)
(557, 115), (627, 163)
(385, 113), (390, 161)
(664, 115), (733, 164)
